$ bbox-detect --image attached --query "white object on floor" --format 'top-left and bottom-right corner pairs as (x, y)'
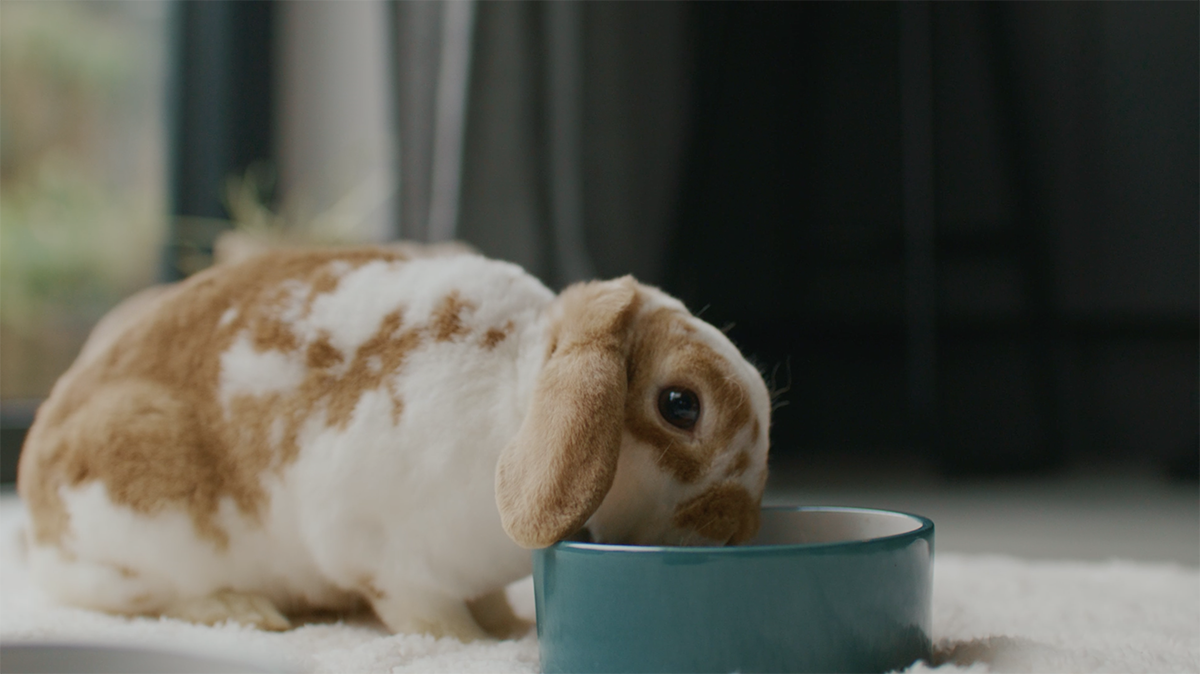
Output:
(1, 493), (1196, 673)
(765, 467), (1200, 566)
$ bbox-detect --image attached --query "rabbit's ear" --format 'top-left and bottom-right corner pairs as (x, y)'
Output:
(496, 277), (639, 549)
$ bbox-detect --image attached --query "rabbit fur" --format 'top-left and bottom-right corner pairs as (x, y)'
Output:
(17, 245), (771, 640)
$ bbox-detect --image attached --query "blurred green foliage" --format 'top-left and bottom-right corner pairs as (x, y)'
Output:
(0, 1), (167, 398)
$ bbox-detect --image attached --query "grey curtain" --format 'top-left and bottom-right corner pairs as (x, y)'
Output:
(393, 1), (693, 289)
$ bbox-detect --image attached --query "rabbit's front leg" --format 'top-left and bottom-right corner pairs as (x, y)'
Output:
(370, 584), (489, 641)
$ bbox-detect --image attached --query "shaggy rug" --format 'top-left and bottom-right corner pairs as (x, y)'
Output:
(1, 494), (1196, 673)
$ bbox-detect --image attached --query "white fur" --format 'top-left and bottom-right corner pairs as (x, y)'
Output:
(219, 336), (307, 398)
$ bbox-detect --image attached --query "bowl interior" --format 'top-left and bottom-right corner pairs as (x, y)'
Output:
(749, 507), (927, 546)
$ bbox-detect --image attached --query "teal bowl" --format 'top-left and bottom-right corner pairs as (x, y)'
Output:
(533, 506), (934, 674)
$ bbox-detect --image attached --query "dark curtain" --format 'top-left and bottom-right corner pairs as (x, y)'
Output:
(395, 2), (692, 290)
(665, 2), (1197, 472)
(393, 1), (1197, 473)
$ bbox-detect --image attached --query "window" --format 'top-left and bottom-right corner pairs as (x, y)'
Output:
(0, 1), (169, 400)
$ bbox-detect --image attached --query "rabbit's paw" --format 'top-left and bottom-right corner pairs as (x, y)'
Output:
(163, 590), (291, 631)
(372, 588), (490, 641)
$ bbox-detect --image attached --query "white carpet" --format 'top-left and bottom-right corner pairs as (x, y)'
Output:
(1, 494), (1196, 673)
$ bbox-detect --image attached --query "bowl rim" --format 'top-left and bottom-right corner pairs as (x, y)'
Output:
(547, 505), (934, 555)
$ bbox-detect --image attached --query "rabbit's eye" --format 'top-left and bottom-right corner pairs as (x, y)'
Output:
(658, 387), (700, 430)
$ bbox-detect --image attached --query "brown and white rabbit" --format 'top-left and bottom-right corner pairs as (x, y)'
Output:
(17, 245), (771, 640)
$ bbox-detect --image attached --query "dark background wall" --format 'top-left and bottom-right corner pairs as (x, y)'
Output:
(662, 2), (1197, 475)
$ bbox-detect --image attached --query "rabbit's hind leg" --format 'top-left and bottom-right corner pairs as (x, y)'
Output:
(26, 542), (172, 617)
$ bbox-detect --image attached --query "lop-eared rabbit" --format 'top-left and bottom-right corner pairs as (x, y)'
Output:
(19, 245), (770, 640)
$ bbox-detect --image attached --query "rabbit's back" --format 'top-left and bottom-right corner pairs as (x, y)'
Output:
(19, 247), (554, 615)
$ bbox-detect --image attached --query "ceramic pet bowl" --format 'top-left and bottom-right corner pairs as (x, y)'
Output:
(533, 506), (934, 673)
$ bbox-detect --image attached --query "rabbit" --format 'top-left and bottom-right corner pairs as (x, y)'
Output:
(17, 244), (772, 641)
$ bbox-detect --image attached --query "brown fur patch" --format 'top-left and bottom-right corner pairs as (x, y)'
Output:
(251, 311), (300, 353)
(20, 452), (71, 545)
(17, 247), (410, 548)
(306, 334), (343, 370)
(322, 310), (418, 429)
(430, 291), (476, 342)
(307, 263), (346, 304)
(624, 307), (753, 484)
(24, 379), (240, 548)
(672, 482), (760, 544)
(480, 321), (515, 350)
(218, 307), (430, 516)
